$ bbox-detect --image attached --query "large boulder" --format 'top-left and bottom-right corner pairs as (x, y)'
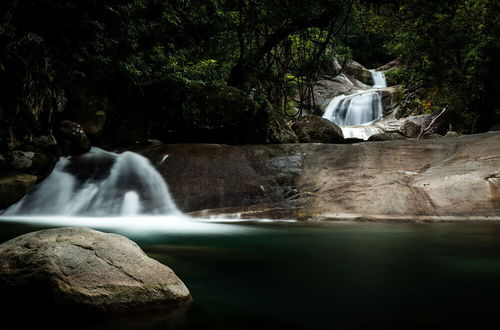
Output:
(421, 109), (455, 136)
(57, 120), (92, 156)
(344, 60), (373, 86)
(0, 227), (191, 313)
(400, 116), (425, 138)
(292, 115), (344, 143)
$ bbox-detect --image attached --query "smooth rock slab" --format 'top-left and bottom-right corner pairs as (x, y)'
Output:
(136, 131), (500, 221)
(0, 227), (191, 313)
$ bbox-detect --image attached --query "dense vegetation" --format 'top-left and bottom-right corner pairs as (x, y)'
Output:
(1, 0), (498, 148)
(356, 0), (500, 132)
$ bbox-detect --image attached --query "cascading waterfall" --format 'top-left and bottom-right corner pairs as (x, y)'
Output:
(2, 148), (181, 217)
(322, 91), (383, 127)
(322, 69), (387, 140)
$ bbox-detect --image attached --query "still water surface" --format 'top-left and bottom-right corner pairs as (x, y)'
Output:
(1, 220), (500, 330)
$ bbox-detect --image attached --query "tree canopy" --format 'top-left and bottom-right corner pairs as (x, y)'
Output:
(1, 0), (499, 140)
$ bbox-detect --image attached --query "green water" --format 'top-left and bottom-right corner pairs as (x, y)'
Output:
(1, 221), (500, 330)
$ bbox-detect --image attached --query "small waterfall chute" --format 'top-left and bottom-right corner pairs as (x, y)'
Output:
(370, 70), (387, 88)
(2, 148), (181, 217)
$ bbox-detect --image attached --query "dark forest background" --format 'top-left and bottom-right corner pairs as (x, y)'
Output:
(1, 0), (499, 148)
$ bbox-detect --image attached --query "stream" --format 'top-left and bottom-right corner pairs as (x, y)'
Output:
(1, 220), (500, 329)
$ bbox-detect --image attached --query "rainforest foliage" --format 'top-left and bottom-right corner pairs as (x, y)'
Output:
(355, 0), (500, 131)
(1, 0), (499, 141)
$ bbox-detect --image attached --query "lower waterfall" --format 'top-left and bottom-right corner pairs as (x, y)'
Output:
(2, 148), (181, 217)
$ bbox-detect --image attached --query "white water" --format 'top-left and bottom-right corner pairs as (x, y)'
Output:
(0, 148), (297, 234)
(2, 148), (181, 217)
(370, 70), (387, 88)
(323, 69), (387, 140)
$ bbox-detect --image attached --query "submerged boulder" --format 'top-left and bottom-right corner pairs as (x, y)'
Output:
(292, 115), (344, 143)
(0, 227), (191, 313)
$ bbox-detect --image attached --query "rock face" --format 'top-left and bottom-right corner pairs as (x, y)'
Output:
(344, 60), (374, 85)
(291, 115), (344, 143)
(137, 132), (500, 221)
(0, 227), (191, 313)
(311, 75), (365, 111)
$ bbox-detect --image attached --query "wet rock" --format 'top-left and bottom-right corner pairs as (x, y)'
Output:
(0, 172), (37, 209)
(344, 60), (373, 85)
(291, 115), (344, 143)
(311, 77), (363, 112)
(368, 132), (407, 141)
(8, 150), (35, 170)
(58, 120), (91, 156)
(135, 144), (302, 213)
(0, 227), (191, 313)
(380, 86), (402, 115)
(445, 131), (460, 137)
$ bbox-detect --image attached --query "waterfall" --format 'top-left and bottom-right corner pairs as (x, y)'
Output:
(2, 148), (181, 217)
(370, 70), (387, 88)
(322, 91), (383, 127)
(322, 69), (387, 140)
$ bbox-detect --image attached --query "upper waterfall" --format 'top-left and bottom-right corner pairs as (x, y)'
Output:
(370, 70), (387, 88)
(2, 148), (181, 217)
(322, 69), (387, 140)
